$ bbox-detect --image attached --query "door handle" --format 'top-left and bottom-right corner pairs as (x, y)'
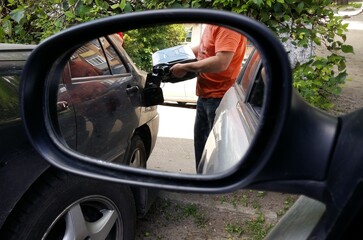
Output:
(57, 101), (69, 112)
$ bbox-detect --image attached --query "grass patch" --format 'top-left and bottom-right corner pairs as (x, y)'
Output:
(277, 195), (297, 217)
(245, 213), (274, 240)
(224, 213), (274, 240)
(219, 190), (266, 208)
(225, 223), (245, 237)
(182, 204), (208, 228)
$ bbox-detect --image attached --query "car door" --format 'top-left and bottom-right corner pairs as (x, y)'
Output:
(161, 80), (188, 104)
(58, 36), (142, 163)
(199, 48), (264, 174)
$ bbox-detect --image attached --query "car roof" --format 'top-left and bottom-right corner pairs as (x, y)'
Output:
(0, 43), (36, 61)
(0, 43), (37, 51)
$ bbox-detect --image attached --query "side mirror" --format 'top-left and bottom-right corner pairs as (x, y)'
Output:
(20, 9), (292, 192)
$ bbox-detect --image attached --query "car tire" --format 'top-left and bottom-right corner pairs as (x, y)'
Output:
(0, 169), (136, 240)
(127, 134), (147, 168)
(125, 134), (157, 218)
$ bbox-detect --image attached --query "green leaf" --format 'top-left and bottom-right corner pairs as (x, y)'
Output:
(306, 8), (315, 14)
(2, 20), (12, 36)
(124, 3), (133, 12)
(171, 3), (184, 8)
(277, 0), (284, 3)
(261, 11), (269, 21)
(303, 66), (314, 75)
(111, 4), (119, 9)
(341, 45), (354, 53)
(100, 1), (109, 9)
(283, 15), (291, 21)
(252, 0), (264, 6)
(55, 19), (63, 28)
(336, 71), (347, 83)
(10, 8), (25, 23)
(313, 37), (321, 45)
(76, 4), (92, 18)
(296, 2), (304, 14)
(120, 0), (126, 9)
(65, 11), (75, 18)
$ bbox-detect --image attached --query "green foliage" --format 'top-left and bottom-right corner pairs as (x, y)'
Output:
(182, 203), (208, 228)
(225, 223), (245, 237)
(225, 213), (274, 240)
(244, 213), (274, 240)
(123, 24), (187, 71)
(0, 0), (354, 110)
(277, 195), (298, 216)
(293, 54), (347, 109)
(0, 0), (145, 44)
(144, 0), (353, 110)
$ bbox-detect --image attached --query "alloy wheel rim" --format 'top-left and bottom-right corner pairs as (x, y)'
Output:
(42, 195), (122, 240)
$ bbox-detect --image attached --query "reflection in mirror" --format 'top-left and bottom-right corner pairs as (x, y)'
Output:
(55, 23), (266, 176)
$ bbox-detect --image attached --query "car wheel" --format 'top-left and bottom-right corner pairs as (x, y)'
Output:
(0, 169), (136, 240)
(124, 134), (155, 218)
(127, 134), (147, 168)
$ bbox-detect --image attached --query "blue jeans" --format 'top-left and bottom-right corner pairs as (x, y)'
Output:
(194, 97), (222, 170)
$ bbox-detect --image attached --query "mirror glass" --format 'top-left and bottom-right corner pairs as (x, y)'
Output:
(55, 23), (266, 176)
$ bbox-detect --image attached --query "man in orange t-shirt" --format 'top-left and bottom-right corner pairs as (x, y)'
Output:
(170, 25), (247, 171)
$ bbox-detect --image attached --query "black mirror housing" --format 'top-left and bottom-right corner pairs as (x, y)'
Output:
(20, 9), (292, 192)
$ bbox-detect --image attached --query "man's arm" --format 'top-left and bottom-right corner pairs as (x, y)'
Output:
(170, 51), (234, 78)
(191, 45), (199, 56)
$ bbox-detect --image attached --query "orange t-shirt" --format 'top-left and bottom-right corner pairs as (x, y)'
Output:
(196, 25), (247, 98)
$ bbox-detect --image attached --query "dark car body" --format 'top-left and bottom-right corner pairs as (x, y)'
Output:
(57, 34), (159, 163)
(0, 38), (158, 239)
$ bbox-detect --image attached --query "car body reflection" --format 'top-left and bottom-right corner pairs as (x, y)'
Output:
(57, 34), (159, 165)
(199, 48), (264, 174)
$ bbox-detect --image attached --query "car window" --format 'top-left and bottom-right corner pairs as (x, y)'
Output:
(101, 36), (128, 75)
(68, 39), (110, 79)
(235, 50), (264, 117)
(0, 50), (30, 123)
(0, 70), (22, 122)
(62, 37), (128, 84)
(246, 66), (265, 116)
(239, 50), (261, 96)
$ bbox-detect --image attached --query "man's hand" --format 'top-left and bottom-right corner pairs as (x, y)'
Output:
(170, 63), (188, 78)
(170, 51), (234, 79)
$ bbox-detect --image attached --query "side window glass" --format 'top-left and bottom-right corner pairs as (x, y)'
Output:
(0, 65), (23, 122)
(63, 37), (128, 82)
(99, 36), (127, 75)
(239, 51), (261, 95)
(68, 39), (110, 80)
(247, 66), (265, 114)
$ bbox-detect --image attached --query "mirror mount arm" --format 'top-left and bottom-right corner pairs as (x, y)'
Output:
(250, 90), (339, 201)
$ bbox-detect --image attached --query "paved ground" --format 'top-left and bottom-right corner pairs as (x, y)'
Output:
(332, 9), (363, 115)
(147, 104), (196, 174)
